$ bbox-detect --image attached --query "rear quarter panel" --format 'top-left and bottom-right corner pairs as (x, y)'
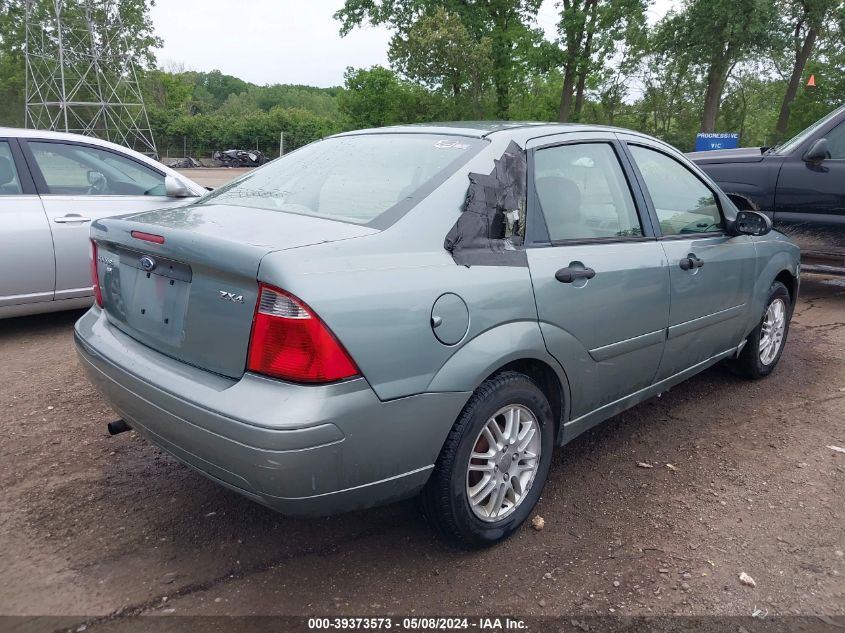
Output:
(261, 245), (547, 401)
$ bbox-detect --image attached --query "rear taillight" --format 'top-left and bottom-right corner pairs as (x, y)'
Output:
(247, 284), (359, 383)
(89, 239), (103, 307)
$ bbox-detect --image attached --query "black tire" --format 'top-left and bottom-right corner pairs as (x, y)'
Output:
(420, 371), (555, 549)
(732, 280), (792, 379)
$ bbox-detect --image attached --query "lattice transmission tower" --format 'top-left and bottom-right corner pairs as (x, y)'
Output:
(24, 0), (157, 156)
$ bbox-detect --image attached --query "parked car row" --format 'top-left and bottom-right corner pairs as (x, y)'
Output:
(0, 128), (204, 318)
(71, 122), (799, 547)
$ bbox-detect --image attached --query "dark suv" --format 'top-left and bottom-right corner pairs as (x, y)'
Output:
(689, 105), (845, 275)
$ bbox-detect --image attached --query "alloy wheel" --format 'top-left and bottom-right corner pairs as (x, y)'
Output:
(759, 297), (787, 365)
(466, 405), (542, 522)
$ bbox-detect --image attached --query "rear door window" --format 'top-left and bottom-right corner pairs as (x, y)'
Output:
(533, 142), (642, 241)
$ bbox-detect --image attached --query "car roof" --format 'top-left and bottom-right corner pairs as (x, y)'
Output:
(0, 126), (154, 151)
(0, 126), (205, 194)
(334, 121), (634, 139)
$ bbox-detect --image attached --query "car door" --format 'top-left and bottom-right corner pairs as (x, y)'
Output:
(21, 139), (184, 301)
(0, 138), (56, 309)
(774, 120), (845, 261)
(525, 134), (670, 420)
(622, 137), (756, 381)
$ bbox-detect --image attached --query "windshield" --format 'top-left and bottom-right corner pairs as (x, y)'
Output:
(775, 105), (845, 155)
(198, 133), (485, 226)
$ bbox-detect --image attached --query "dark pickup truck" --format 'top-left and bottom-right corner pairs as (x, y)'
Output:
(689, 104), (845, 275)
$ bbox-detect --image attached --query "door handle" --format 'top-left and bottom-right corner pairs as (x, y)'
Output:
(53, 214), (92, 223)
(555, 266), (596, 283)
(679, 254), (704, 270)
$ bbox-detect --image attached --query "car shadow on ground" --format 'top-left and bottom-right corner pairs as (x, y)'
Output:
(51, 355), (764, 584)
(0, 308), (86, 338)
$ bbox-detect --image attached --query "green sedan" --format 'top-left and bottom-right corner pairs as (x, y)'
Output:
(75, 123), (800, 548)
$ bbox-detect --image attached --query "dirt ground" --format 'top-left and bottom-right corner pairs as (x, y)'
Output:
(1, 274), (843, 629)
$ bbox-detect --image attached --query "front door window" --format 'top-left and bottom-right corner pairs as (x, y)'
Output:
(628, 145), (723, 236)
(29, 141), (166, 196)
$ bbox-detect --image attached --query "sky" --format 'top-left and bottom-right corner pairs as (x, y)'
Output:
(150, 0), (678, 88)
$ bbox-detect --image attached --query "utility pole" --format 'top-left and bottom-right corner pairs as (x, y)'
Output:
(24, 0), (158, 157)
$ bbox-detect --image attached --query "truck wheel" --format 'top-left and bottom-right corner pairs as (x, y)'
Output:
(733, 280), (791, 379)
(420, 371), (554, 548)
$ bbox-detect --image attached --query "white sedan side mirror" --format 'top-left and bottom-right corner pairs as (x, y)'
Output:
(165, 175), (197, 198)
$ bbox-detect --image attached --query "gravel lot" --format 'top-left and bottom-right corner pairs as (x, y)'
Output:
(1, 276), (842, 627)
(1, 172), (842, 628)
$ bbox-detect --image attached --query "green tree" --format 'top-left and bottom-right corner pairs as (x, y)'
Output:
(633, 34), (702, 149)
(719, 66), (783, 146)
(389, 8), (493, 118)
(773, 0), (842, 136)
(141, 69), (195, 112)
(783, 8), (845, 134)
(181, 70), (250, 112)
(557, 0), (649, 122)
(337, 65), (444, 128)
(334, 0), (543, 117)
(254, 85), (340, 117)
(0, 51), (25, 127)
(508, 71), (562, 120)
(337, 66), (407, 128)
(655, 0), (778, 132)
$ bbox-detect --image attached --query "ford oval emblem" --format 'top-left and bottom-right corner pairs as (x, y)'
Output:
(139, 255), (156, 272)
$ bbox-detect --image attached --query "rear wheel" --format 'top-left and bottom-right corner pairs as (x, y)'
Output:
(733, 280), (791, 379)
(420, 371), (555, 548)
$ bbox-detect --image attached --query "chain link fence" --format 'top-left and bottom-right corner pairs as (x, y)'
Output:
(159, 139), (285, 166)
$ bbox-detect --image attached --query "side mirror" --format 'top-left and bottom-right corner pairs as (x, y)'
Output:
(165, 175), (196, 198)
(732, 210), (772, 236)
(87, 170), (107, 189)
(803, 138), (829, 163)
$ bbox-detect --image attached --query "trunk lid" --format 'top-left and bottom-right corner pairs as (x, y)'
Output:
(91, 204), (377, 378)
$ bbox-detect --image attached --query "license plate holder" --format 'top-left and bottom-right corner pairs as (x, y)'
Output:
(102, 248), (192, 346)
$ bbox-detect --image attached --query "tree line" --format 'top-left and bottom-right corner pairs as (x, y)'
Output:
(1, 0), (843, 157)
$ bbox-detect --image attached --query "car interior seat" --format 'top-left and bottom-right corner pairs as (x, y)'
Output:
(0, 156), (21, 195)
(535, 176), (599, 240)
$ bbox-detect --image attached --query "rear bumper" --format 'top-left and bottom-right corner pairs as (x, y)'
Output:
(74, 308), (469, 516)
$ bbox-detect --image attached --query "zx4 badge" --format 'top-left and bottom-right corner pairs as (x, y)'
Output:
(218, 291), (245, 304)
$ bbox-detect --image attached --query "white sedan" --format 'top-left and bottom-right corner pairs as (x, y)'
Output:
(0, 128), (206, 318)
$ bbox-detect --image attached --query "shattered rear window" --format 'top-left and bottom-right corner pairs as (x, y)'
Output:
(197, 134), (485, 226)
(444, 140), (528, 267)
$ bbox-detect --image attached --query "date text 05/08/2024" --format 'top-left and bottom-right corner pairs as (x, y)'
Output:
(307, 617), (527, 630)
